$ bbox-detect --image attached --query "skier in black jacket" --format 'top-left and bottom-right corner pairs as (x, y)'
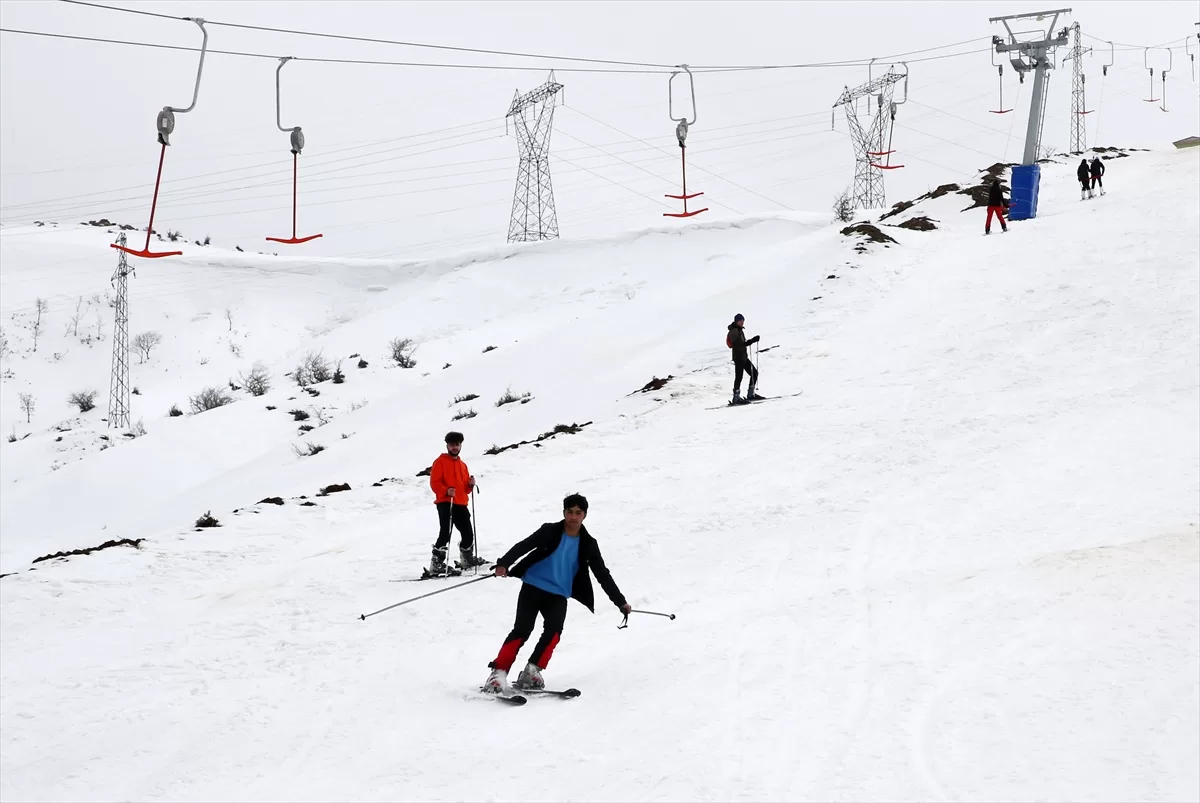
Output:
(1089, 157), (1106, 196)
(727, 313), (762, 405)
(482, 494), (632, 694)
(985, 179), (1008, 234)
(1077, 158), (1093, 200)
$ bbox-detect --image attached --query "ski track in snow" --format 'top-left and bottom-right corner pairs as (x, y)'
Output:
(1, 150), (1198, 801)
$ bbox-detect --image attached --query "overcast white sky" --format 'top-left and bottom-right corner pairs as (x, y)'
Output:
(1, 1), (1196, 259)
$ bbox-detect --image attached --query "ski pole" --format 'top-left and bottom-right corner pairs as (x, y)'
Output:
(617, 609), (677, 629)
(360, 573), (493, 621)
(471, 491), (479, 576)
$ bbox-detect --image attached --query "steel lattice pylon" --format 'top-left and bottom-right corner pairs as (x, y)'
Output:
(832, 67), (907, 211)
(108, 232), (133, 430)
(1062, 22), (1092, 153)
(506, 72), (564, 244)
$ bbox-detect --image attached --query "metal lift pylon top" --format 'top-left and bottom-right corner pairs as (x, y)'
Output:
(112, 17), (208, 259)
(663, 64), (708, 219)
(266, 57), (323, 244)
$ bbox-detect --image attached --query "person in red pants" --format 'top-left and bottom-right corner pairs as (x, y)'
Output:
(482, 494), (632, 693)
(985, 179), (1008, 234)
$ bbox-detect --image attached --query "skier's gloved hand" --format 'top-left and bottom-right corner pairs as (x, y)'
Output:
(620, 603), (632, 615)
(494, 565), (508, 577)
(747, 335), (760, 345)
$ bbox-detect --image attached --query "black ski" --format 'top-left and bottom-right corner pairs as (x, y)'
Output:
(490, 693), (527, 705)
(708, 391), (803, 410)
(519, 687), (581, 699)
(391, 567), (463, 582)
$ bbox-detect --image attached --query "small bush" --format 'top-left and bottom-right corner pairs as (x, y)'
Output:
(68, 389), (98, 412)
(290, 409), (310, 421)
(7, 428), (15, 443)
(239, 362), (271, 397)
(333, 361), (345, 384)
(131, 418), (146, 437)
(132, 331), (163, 363)
(189, 386), (233, 414)
(495, 387), (532, 407)
(482, 345), (497, 353)
(292, 441), (325, 457)
(195, 511), (220, 527)
(388, 337), (417, 368)
(168, 404), (183, 417)
(294, 350), (332, 386)
(357, 358), (368, 369)
(453, 393), (480, 404)
(833, 189), (855, 223)
(452, 408), (477, 421)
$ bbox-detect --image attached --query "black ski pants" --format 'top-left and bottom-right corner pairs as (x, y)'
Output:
(434, 501), (474, 552)
(733, 355), (758, 394)
(490, 582), (569, 671)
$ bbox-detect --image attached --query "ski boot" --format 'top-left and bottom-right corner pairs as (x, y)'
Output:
(458, 549), (488, 570)
(731, 391), (749, 406)
(513, 662), (545, 691)
(746, 382), (765, 402)
(422, 546), (461, 579)
(481, 667), (509, 695)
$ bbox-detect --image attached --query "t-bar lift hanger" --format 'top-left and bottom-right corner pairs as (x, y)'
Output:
(266, 57), (323, 245)
(113, 17), (207, 259)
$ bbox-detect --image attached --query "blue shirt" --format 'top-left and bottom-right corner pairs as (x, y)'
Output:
(522, 531), (581, 598)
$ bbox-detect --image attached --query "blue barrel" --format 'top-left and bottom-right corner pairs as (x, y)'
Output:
(1008, 163), (1041, 221)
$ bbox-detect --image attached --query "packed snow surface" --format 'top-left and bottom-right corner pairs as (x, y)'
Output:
(1, 149), (1197, 801)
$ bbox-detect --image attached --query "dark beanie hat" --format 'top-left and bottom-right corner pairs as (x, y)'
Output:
(734, 313), (745, 322)
(445, 431), (464, 444)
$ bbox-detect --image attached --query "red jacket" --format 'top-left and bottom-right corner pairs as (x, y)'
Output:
(430, 453), (472, 505)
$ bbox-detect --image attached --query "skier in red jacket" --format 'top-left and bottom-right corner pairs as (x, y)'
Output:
(428, 431), (486, 575)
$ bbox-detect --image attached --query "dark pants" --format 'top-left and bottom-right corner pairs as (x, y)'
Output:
(434, 501), (474, 552)
(1091, 174), (1103, 189)
(490, 582), (568, 671)
(733, 356), (758, 394)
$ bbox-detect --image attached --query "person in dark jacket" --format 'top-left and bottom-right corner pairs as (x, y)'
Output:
(1077, 159), (1093, 200)
(1089, 156), (1106, 196)
(482, 494), (632, 694)
(727, 313), (762, 405)
(985, 179), (1008, 235)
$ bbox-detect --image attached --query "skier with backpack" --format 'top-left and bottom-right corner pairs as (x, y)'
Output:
(482, 493), (632, 694)
(1090, 156), (1106, 196)
(727, 313), (762, 405)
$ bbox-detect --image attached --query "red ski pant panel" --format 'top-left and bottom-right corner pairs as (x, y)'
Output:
(489, 582), (568, 671)
(986, 205), (1006, 230)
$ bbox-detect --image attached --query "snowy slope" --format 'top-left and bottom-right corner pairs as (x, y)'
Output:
(1, 148), (1197, 802)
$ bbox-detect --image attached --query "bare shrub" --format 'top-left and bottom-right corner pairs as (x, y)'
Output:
(19, 392), (34, 423)
(452, 408), (477, 421)
(294, 350), (332, 386)
(67, 296), (87, 337)
(31, 298), (48, 352)
(132, 331), (163, 363)
(67, 389), (98, 412)
(495, 387), (532, 407)
(189, 386), (233, 414)
(388, 337), (417, 368)
(168, 404), (183, 417)
(833, 189), (855, 223)
(291, 441), (326, 457)
(239, 362), (271, 396)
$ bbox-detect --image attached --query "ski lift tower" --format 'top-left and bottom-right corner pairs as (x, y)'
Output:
(990, 8), (1071, 221)
(990, 8), (1072, 166)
